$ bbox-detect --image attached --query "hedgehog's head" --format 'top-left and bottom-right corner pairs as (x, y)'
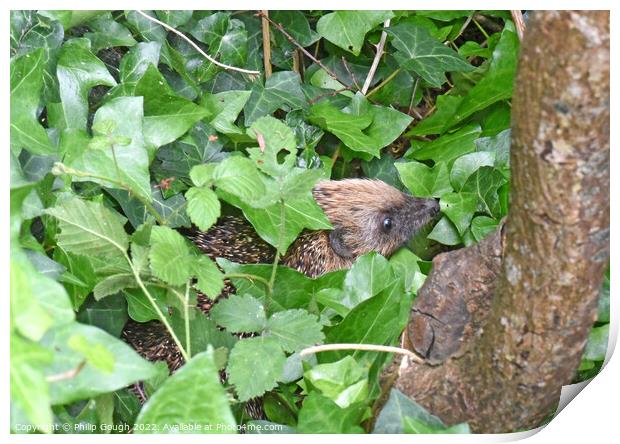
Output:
(312, 179), (439, 260)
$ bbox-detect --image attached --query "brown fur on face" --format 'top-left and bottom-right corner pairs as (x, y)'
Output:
(312, 179), (439, 261)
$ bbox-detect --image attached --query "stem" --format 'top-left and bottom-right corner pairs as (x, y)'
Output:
(53, 162), (166, 226)
(366, 68), (401, 98)
(472, 18), (490, 41)
(300, 343), (425, 363)
(268, 198), (286, 307)
(407, 77), (421, 117)
(362, 18), (391, 94)
(261, 10), (272, 78)
(184, 282), (191, 358)
(135, 10), (260, 75)
(125, 252), (189, 361)
(223, 273), (272, 293)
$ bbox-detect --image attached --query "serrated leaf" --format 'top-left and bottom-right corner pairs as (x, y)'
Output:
(67, 334), (115, 373)
(10, 49), (53, 155)
(266, 309), (325, 353)
(387, 22), (473, 87)
(317, 11), (393, 55)
(211, 156), (269, 204)
(211, 294), (267, 333)
(246, 116), (297, 177)
(149, 225), (193, 286)
(93, 273), (137, 301)
(45, 197), (128, 258)
(56, 39), (117, 130)
(185, 186), (220, 231)
(192, 255), (225, 300)
(243, 71), (305, 126)
(135, 348), (236, 433)
(396, 161), (452, 198)
(40, 322), (156, 405)
(227, 336), (286, 401)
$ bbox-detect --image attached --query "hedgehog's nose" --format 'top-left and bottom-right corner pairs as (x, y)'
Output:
(425, 198), (440, 217)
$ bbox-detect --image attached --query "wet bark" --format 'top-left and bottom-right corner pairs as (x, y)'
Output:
(385, 11), (610, 433)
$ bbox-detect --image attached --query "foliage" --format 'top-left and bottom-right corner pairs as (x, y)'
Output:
(13, 9), (591, 435)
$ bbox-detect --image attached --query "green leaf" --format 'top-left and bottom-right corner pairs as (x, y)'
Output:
(227, 336), (286, 402)
(190, 12), (248, 68)
(92, 273), (137, 301)
(584, 324), (609, 361)
(45, 197), (128, 258)
(265, 309), (325, 353)
(243, 71), (306, 126)
(56, 39), (117, 130)
(470, 216), (499, 242)
(396, 161), (452, 198)
(202, 90), (251, 135)
(450, 151), (496, 190)
(10, 334), (54, 432)
(84, 13), (137, 52)
(387, 22), (473, 87)
(427, 216), (461, 246)
(155, 10), (193, 28)
(69, 96), (152, 200)
(461, 166), (507, 218)
(303, 356), (368, 408)
(76, 294), (128, 337)
(246, 116), (297, 178)
(408, 123), (481, 163)
(317, 11), (393, 55)
(440, 192), (478, 235)
(135, 348), (236, 433)
(192, 255), (225, 299)
(136, 65), (209, 147)
(119, 41), (161, 87)
(41, 322), (156, 405)
(297, 392), (366, 433)
(10, 49), (53, 155)
(449, 28), (519, 127)
(406, 95), (463, 136)
(374, 388), (446, 433)
(211, 294), (267, 333)
(68, 334), (115, 373)
(211, 156), (269, 204)
(404, 417), (470, 434)
(271, 11), (320, 47)
(148, 225), (193, 286)
(185, 186), (220, 231)
(339, 253), (394, 310)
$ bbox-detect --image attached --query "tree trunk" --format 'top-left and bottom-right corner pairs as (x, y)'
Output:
(385, 11), (609, 433)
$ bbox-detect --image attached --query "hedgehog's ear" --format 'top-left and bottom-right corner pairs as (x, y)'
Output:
(329, 227), (354, 259)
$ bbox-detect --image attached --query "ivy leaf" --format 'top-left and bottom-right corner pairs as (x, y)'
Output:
(119, 41), (161, 87)
(440, 192), (478, 235)
(243, 71), (306, 126)
(211, 294), (267, 333)
(297, 392), (366, 433)
(470, 216), (498, 242)
(265, 309), (325, 353)
(317, 11), (394, 55)
(45, 197), (128, 258)
(302, 356), (368, 408)
(185, 186), (220, 231)
(125, 10), (167, 42)
(190, 13), (248, 68)
(68, 96), (152, 200)
(406, 95), (463, 136)
(83, 13), (137, 52)
(56, 39), (117, 130)
(428, 216), (461, 246)
(149, 225), (193, 286)
(201, 90), (251, 135)
(40, 322), (156, 405)
(449, 28), (519, 127)
(407, 123), (481, 163)
(134, 348), (235, 433)
(155, 10), (193, 28)
(387, 22), (473, 87)
(450, 151), (496, 190)
(270, 11), (320, 47)
(227, 336), (286, 402)
(136, 65), (209, 147)
(10, 49), (53, 155)
(396, 161), (452, 198)
(461, 166), (507, 218)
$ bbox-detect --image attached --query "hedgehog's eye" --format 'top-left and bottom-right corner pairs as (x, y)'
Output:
(382, 217), (393, 231)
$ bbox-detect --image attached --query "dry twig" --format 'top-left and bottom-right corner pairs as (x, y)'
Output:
(362, 18), (391, 94)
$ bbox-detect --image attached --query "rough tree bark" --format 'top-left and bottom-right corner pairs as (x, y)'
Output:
(383, 11), (609, 433)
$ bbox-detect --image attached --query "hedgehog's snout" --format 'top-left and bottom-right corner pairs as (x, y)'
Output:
(403, 195), (440, 234)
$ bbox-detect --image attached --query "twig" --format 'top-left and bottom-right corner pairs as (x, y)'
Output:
(407, 77), (422, 118)
(135, 10), (260, 75)
(452, 12), (474, 42)
(300, 343), (425, 364)
(361, 18), (391, 94)
(261, 10), (272, 78)
(472, 17), (490, 41)
(366, 67), (401, 98)
(308, 87), (352, 105)
(511, 10), (526, 41)
(257, 11), (344, 84)
(341, 56), (360, 90)
(46, 361), (86, 382)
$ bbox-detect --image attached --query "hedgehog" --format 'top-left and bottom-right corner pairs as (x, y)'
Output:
(122, 179), (439, 403)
